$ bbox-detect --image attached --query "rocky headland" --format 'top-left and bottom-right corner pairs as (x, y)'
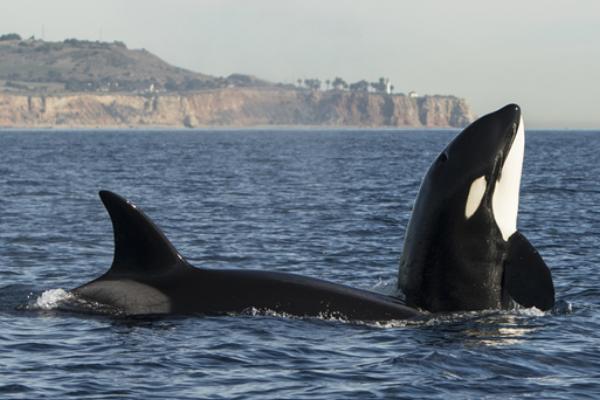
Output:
(0, 35), (474, 128)
(0, 89), (472, 128)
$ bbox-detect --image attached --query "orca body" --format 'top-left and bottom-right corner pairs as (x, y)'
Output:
(73, 191), (421, 320)
(398, 104), (555, 312)
(72, 104), (554, 320)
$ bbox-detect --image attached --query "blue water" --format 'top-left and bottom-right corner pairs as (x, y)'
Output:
(1, 128), (599, 399)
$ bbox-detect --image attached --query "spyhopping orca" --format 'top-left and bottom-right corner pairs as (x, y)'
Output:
(398, 104), (555, 312)
(73, 190), (421, 320)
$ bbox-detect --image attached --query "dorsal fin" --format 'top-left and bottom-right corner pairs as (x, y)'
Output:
(99, 190), (186, 276)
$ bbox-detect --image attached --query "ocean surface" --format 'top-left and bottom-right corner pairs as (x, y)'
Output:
(0, 128), (599, 399)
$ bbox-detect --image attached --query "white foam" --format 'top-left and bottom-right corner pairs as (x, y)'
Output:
(514, 306), (545, 317)
(33, 288), (73, 310)
(239, 306), (417, 328)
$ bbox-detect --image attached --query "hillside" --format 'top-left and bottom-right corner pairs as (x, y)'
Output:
(0, 36), (269, 93)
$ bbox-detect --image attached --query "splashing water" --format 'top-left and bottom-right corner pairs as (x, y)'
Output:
(31, 288), (73, 310)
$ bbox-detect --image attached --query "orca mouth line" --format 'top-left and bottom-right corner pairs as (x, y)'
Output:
(498, 110), (522, 176)
(487, 116), (520, 188)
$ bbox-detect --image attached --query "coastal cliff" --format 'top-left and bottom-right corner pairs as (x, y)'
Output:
(0, 36), (475, 128)
(0, 88), (474, 128)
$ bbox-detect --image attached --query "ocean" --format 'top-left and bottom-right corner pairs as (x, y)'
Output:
(1, 128), (599, 399)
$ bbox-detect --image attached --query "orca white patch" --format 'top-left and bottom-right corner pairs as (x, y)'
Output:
(465, 175), (487, 219)
(76, 280), (172, 315)
(492, 116), (525, 241)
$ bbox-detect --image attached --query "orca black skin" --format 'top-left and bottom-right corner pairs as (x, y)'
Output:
(398, 104), (555, 312)
(73, 190), (421, 320)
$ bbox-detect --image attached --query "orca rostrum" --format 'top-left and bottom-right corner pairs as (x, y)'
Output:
(397, 104), (555, 312)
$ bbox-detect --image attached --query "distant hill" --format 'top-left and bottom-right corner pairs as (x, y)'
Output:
(0, 34), (475, 128)
(0, 36), (271, 93)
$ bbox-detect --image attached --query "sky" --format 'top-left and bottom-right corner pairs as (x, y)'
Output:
(1, 0), (599, 128)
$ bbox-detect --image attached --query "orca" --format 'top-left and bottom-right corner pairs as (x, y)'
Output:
(397, 104), (555, 312)
(71, 104), (554, 320)
(73, 190), (422, 320)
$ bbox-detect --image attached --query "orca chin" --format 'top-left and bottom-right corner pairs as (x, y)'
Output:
(72, 190), (421, 321)
(398, 103), (555, 313)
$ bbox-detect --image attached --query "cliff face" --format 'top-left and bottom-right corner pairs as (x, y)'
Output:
(0, 88), (474, 128)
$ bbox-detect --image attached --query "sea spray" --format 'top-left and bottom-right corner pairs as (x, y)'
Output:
(32, 288), (73, 310)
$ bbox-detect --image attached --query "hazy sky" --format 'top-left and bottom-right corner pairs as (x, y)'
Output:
(2, 0), (599, 127)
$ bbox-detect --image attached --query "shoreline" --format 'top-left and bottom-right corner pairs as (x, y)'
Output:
(0, 124), (463, 130)
(0, 88), (474, 129)
(0, 126), (595, 132)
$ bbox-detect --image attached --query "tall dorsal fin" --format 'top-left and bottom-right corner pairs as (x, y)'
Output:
(99, 190), (186, 276)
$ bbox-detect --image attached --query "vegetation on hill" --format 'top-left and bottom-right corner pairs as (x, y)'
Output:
(1, 35), (410, 98)
(0, 36), (270, 94)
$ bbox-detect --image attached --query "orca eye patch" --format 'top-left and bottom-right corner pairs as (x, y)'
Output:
(465, 175), (487, 219)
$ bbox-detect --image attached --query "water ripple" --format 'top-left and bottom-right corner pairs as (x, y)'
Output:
(0, 129), (599, 399)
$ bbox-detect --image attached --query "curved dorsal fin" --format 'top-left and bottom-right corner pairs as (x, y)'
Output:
(99, 190), (186, 276)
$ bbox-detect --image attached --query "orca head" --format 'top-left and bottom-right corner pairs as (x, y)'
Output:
(428, 103), (524, 241)
(399, 104), (553, 313)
